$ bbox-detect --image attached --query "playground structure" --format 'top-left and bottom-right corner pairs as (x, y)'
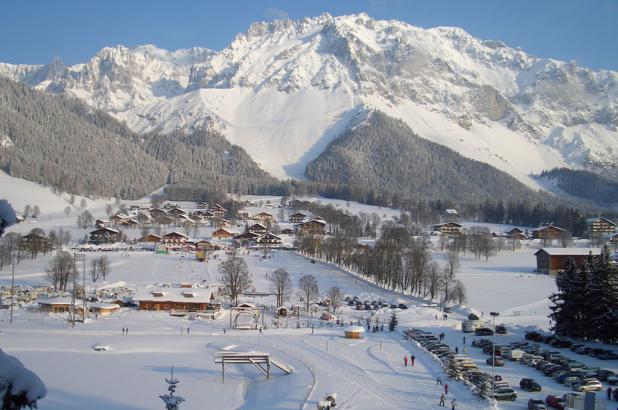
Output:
(213, 351), (294, 383)
(229, 303), (261, 329)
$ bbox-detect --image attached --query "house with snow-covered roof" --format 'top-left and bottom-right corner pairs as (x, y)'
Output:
(133, 286), (218, 312)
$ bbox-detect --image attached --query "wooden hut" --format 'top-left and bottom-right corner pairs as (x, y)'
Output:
(344, 326), (365, 339)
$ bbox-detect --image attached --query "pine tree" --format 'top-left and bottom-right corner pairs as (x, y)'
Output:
(388, 311), (398, 331)
(589, 246), (618, 343)
(159, 367), (185, 410)
(549, 258), (590, 338)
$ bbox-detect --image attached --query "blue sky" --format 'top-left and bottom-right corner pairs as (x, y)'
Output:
(1, 0), (617, 70)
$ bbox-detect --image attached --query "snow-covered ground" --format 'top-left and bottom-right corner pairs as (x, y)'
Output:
(1, 184), (616, 409)
(2, 246), (615, 410)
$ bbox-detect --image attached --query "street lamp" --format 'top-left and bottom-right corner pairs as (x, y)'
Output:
(72, 253), (86, 327)
(9, 240), (16, 324)
(490, 311), (500, 400)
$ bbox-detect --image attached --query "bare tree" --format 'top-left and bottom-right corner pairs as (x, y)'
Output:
(90, 258), (101, 284)
(269, 268), (292, 307)
(219, 255), (252, 306)
(326, 286), (343, 313)
(298, 274), (319, 312)
(45, 251), (76, 291)
(91, 255), (111, 282)
(77, 210), (94, 229)
(453, 280), (467, 305)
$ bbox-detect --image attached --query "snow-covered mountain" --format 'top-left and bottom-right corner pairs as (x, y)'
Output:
(2, 13), (617, 185)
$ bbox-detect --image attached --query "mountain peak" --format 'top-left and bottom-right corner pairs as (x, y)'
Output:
(0, 13), (616, 183)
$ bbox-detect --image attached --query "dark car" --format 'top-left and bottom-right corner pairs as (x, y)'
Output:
(443, 307), (452, 313)
(520, 378), (542, 392)
(525, 331), (544, 342)
(398, 303), (408, 309)
(310, 259), (316, 264)
(475, 327), (494, 336)
(597, 351), (618, 360)
(468, 313), (480, 320)
(551, 339), (572, 348)
(545, 394), (565, 410)
(495, 324), (507, 334)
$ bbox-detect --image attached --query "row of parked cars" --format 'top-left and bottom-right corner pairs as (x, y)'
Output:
(344, 296), (408, 311)
(481, 339), (610, 393)
(405, 328), (519, 401)
(525, 331), (618, 360)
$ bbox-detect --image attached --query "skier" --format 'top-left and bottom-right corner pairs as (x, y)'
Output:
(455, 346), (459, 354)
(439, 393), (445, 406)
(444, 383), (449, 395)
(410, 355), (415, 366)
(463, 336), (466, 345)
(404, 356), (408, 367)
(437, 376), (442, 385)
(451, 398), (457, 410)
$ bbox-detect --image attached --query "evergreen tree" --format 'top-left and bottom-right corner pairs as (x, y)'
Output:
(388, 311), (398, 331)
(159, 367), (185, 410)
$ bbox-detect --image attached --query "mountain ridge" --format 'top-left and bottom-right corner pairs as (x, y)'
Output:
(1, 13), (616, 185)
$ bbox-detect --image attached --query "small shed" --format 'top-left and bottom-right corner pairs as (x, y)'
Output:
(89, 302), (120, 316)
(276, 306), (288, 317)
(344, 326), (365, 339)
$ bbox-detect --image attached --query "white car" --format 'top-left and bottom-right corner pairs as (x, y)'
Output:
(573, 379), (602, 392)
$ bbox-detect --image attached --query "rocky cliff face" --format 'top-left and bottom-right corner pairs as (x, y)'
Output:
(1, 13), (616, 182)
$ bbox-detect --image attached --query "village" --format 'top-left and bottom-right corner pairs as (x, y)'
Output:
(1, 193), (618, 410)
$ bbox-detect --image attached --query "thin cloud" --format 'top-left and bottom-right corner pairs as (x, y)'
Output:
(264, 7), (289, 21)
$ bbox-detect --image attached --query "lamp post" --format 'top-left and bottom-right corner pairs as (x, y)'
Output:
(72, 253), (86, 327)
(490, 311), (500, 400)
(9, 240), (16, 324)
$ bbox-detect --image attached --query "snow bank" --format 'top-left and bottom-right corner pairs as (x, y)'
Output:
(0, 348), (47, 404)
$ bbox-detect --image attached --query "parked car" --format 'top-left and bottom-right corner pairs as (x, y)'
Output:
(487, 357), (505, 367)
(525, 331), (544, 342)
(574, 346), (592, 355)
(551, 339), (572, 348)
(495, 324), (507, 334)
(572, 378), (602, 392)
(398, 303), (408, 310)
(492, 387), (517, 401)
(475, 328), (494, 336)
(593, 369), (615, 381)
(468, 313), (480, 320)
(597, 351), (618, 360)
(528, 398), (547, 410)
(520, 378), (542, 392)
(544, 394), (566, 410)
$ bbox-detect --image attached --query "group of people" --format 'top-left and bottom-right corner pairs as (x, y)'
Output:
(368, 324), (384, 333)
(436, 378), (456, 408)
(121, 327), (129, 334)
(403, 355), (416, 366)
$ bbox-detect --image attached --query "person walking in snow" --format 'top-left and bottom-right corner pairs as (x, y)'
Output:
(437, 376), (442, 385)
(608, 386), (613, 400)
(463, 336), (466, 345)
(451, 398), (457, 410)
(444, 383), (449, 395)
(410, 355), (415, 366)
(455, 346), (459, 354)
(439, 393), (445, 406)
(404, 356), (408, 367)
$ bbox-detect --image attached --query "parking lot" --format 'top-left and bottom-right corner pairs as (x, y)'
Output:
(405, 323), (618, 409)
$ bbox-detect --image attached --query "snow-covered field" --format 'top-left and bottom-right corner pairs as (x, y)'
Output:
(3, 247), (615, 410)
(1, 182), (616, 409)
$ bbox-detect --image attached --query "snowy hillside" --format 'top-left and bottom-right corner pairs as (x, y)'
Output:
(1, 13), (617, 182)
